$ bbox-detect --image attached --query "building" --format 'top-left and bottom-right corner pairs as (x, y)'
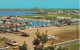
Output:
(57, 17), (71, 20)
(33, 7), (39, 9)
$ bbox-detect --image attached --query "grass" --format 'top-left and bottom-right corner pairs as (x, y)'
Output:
(0, 43), (5, 46)
(20, 14), (79, 19)
(46, 25), (80, 44)
(66, 43), (80, 50)
(0, 37), (9, 46)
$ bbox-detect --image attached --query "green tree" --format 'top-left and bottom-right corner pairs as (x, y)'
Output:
(47, 43), (56, 50)
(33, 38), (40, 46)
(57, 46), (63, 50)
(33, 29), (48, 50)
(19, 41), (27, 50)
(35, 29), (48, 46)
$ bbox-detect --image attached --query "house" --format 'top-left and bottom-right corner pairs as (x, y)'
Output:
(57, 17), (71, 20)
(33, 7), (39, 9)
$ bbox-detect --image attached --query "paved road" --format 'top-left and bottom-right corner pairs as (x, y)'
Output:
(45, 39), (79, 47)
(30, 39), (79, 50)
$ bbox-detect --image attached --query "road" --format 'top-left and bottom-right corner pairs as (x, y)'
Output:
(45, 39), (79, 47)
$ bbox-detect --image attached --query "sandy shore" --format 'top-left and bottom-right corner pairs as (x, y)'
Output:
(0, 25), (80, 50)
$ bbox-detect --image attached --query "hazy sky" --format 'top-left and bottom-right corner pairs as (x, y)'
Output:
(0, 0), (79, 9)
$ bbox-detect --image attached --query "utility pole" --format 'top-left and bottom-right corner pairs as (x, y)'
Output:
(77, 22), (79, 39)
(16, 15), (17, 32)
(16, 12), (18, 32)
(16, 12), (19, 32)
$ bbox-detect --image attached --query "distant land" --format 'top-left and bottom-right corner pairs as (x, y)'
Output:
(0, 8), (79, 11)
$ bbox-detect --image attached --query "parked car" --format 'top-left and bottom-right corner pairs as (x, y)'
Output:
(8, 40), (18, 46)
(47, 35), (55, 40)
(0, 46), (10, 50)
(21, 33), (29, 37)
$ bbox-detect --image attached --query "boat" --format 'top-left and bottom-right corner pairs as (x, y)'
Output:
(46, 24), (50, 27)
(41, 25), (46, 27)
(28, 27), (32, 29)
(28, 22), (32, 25)
(33, 26), (35, 28)
(36, 26), (39, 28)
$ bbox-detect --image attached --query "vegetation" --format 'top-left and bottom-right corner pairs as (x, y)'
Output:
(44, 43), (79, 50)
(45, 43), (56, 50)
(20, 14), (79, 19)
(0, 43), (5, 46)
(0, 9), (79, 19)
(65, 43), (79, 50)
(32, 29), (79, 50)
(32, 29), (48, 50)
(0, 37), (8, 43)
(19, 41), (27, 50)
(0, 9), (39, 11)
(0, 9), (79, 11)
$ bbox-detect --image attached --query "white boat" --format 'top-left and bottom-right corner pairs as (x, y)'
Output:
(28, 27), (32, 29)
(33, 26), (35, 28)
(7, 30), (10, 32)
(36, 26), (39, 28)
(29, 22), (32, 25)
(46, 24), (50, 27)
(41, 25), (46, 27)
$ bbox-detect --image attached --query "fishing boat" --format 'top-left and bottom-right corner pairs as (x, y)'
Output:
(36, 26), (39, 28)
(46, 24), (50, 27)
(28, 22), (32, 25)
(41, 25), (46, 27)
(28, 27), (32, 29)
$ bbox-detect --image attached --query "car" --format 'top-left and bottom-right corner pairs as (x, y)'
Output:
(21, 33), (29, 37)
(8, 40), (18, 46)
(47, 35), (55, 40)
(0, 46), (10, 50)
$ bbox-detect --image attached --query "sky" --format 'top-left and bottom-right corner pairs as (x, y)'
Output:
(0, 0), (79, 9)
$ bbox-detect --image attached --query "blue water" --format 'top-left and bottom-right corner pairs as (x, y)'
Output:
(0, 11), (57, 30)
(11, 19), (57, 28)
(0, 11), (38, 16)
(0, 19), (57, 30)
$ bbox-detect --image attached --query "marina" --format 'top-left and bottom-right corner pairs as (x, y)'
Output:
(0, 16), (58, 33)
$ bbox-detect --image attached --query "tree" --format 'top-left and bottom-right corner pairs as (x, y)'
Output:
(47, 43), (56, 50)
(33, 38), (40, 50)
(19, 41), (27, 50)
(35, 29), (48, 46)
(57, 46), (63, 50)
(33, 38), (40, 46)
(32, 29), (48, 50)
